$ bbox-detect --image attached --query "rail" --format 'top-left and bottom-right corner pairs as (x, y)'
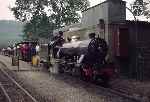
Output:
(0, 66), (38, 102)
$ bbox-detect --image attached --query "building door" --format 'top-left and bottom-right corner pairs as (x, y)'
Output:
(116, 28), (129, 57)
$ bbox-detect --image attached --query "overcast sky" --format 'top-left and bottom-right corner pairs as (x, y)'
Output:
(0, 0), (148, 21)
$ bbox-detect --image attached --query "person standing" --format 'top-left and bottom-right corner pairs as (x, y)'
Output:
(31, 45), (36, 57)
(35, 44), (40, 55)
(52, 31), (65, 58)
(82, 33), (97, 65)
(7, 46), (11, 57)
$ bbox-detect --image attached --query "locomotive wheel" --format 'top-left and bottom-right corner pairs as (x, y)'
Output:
(92, 74), (98, 83)
(80, 68), (87, 81)
(99, 74), (110, 88)
(71, 66), (80, 76)
(71, 68), (76, 76)
(91, 69), (110, 87)
(58, 64), (65, 73)
(80, 68), (92, 81)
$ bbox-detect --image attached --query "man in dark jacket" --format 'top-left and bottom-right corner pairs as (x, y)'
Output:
(83, 33), (108, 66)
(51, 31), (65, 58)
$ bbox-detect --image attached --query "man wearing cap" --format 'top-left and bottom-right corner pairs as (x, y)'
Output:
(83, 32), (108, 66)
(82, 33), (98, 65)
(52, 31), (65, 58)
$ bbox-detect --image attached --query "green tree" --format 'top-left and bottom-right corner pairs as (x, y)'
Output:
(49, 0), (90, 28)
(23, 14), (54, 39)
(11, 0), (90, 31)
(142, 1), (150, 18)
(11, 0), (49, 22)
(131, 0), (150, 18)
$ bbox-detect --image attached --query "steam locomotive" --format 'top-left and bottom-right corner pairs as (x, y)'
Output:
(49, 35), (116, 87)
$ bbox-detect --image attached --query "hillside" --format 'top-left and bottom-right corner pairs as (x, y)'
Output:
(0, 20), (23, 47)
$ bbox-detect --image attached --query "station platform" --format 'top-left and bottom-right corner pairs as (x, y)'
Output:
(0, 55), (42, 71)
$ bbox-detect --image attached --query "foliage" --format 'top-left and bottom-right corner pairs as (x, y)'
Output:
(131, 0), (150, 18)
(49, 0), (90, 28)
(23, 14), (54, 39)
(11, 0), (49, 22)
(11, 0), (90, 39)
(142, 1), (150, 18)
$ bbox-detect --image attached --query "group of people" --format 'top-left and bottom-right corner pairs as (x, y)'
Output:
(49, 31), (108, 67)
(19, 43), (40, 62)
(1, 30), (108, 69)
(1, 46), (14, 56)
(1, 42), (40, 66)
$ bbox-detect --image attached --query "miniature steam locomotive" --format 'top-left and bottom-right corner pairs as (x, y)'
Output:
(49, 36), (116, 87)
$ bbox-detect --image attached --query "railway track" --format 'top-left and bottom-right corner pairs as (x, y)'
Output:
(0, 61), (145, 102)
(0, 65), (38, 102)
(98, 85), (142, 102)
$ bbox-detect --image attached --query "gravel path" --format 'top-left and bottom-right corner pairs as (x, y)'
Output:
(11, 70), (137, 102)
